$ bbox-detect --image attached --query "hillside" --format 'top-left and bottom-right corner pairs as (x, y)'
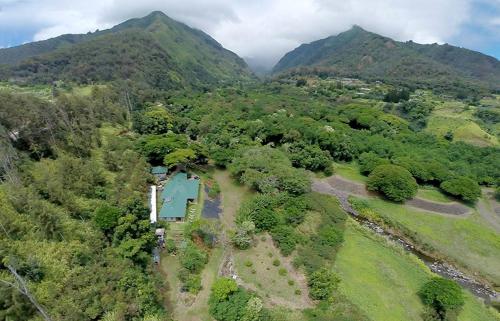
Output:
(273, 26), (500, 95)
(0, 11), (253, 89)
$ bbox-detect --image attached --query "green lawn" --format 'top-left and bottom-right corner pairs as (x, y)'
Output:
(354, 197), (500, 284)
(333, 162), (367, 183)
(334, 221), (499, 321)
(213, 169), (252, 229)
(417, 187), (454, 203)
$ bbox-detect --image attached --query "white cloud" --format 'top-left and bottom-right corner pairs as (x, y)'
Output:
(0, 0), (484, 67)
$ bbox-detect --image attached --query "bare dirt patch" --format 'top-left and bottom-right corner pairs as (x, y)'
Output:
(406, 198), (470, 216)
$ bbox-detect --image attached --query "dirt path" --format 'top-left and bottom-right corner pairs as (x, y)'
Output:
(477, 188), (500, 233)
(315, 175), (471, 216)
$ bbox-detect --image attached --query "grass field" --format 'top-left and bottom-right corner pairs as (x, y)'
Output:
(213, 169), (253, 229)
(334, 221), (499, 321)
(417, 186), (454, 203)
(353, 197), (500, 284)
(425, 100), (498, 146)
(333, 162), (367, 183)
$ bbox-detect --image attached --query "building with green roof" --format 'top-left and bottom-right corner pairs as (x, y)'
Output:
(159, 172), (200, 221)
(151, 166), (168, 180)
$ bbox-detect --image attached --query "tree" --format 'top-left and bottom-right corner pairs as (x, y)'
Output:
(133, 106), (173, 135)
(93, 205), (122, 234)
(164, 148), (196, 169)
(392, 157), (432, 183)
(440, 177), (481, 202)
(358, 152), (390, 175)
(241, 297), (263, 321)
(287, 143), (332, 173)
(250, 208), (278, 232)
(367, 164), (418, 202)
(211, 278), (238, 302)
(230, 146), (311, 195)
(308, 268), (339, 300)
(136, 133), (188, 163)
(419, 278), (464, 320)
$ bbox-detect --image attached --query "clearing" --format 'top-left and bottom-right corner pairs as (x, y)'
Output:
(233, 234), (312, 309)
(425, 100), (498, 147)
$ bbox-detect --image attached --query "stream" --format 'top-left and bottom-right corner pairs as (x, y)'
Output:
(312, 181), (499, 304)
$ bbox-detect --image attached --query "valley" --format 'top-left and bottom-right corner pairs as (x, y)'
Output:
(0, 10), (499, 321)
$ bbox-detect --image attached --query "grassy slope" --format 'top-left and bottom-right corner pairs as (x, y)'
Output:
(426, 100), (498, 147)
(334, 221), (499, 321)
(333, 162), (367, 183)
(356, 197), (500, 284)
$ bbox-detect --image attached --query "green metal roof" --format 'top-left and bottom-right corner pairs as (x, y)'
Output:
(151, 166), (168, 175)
(159, 172), (200, 218)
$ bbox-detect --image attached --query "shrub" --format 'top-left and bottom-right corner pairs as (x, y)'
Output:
(308, 268), (340, 301)
(440, 177), (481, 202)
(271, 225), (298, 256)
(165, 239), (177, 254)
(367, 164), (418, 202)
(418, 278), (464, 320)
(209, 288), (251, 321)
(178, 270), (202, 294)
(283, 196), (309, 226)
(278, 268), (287, 276)
(179, 243), (208, 273)
(244, 261), (253, 267)
(211, 278), (238, 302)
(272, 259), (280, 267)
(232, 221), (255, 249)
(288, 280), (295, 286)
(295, 289), (302, 295)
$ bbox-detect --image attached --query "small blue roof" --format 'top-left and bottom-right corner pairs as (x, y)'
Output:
(151, 166), (168, 175)
(159, 172), (200, 218)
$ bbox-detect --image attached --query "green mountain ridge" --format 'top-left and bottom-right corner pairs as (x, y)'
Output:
(273, 26), (500, 94)
(0, 11), (253, 89)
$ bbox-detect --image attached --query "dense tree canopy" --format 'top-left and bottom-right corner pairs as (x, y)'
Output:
(440, 177), (482, 202)
(419, 278), (464, 320)
(367, 164), (418, 201)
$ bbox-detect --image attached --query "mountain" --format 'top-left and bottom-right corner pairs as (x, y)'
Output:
(0, 11), (253, 89)
(273, 26), (500, 94)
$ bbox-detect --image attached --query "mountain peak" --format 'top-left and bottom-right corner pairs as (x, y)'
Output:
(273, 27), (500, 92)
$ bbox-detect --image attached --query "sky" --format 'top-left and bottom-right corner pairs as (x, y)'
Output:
(0, 0), (499, 69)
